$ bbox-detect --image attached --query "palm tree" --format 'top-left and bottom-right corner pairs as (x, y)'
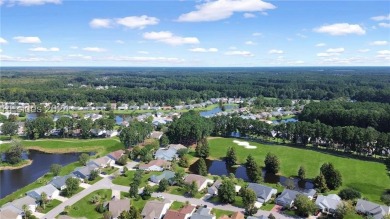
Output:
(40, 192), (48, 210)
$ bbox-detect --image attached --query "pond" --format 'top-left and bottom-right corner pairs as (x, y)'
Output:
(0, 150), (82, 198)
(189, 159), (313, 190)
(200, 105), (236, 118)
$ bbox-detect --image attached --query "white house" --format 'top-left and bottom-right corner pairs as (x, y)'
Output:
(26, 184), (60, 201)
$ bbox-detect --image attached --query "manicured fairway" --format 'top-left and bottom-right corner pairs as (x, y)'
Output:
(208, 138), (390, 204)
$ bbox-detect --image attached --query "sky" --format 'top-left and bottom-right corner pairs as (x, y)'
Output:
(0, 0), (389, 67)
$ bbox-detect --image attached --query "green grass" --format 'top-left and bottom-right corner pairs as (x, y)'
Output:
(40, 199), (62, 213)
(170, 201), (185, 210)
(112, 171), (159, 187)
(68, 189), (112, 219)
(261, 203), (275, 211)
(61, 187), (84, 198)
(344, 213), (364, 219)
(0, 138), (124, 156)
(208, 195), (244, 208)
(208, 138), (390, 204)
(130, 197), (157, 212)
(88, 176), (103, 184)
(211, 209), (234, 218)
(167, 186), (204, 199)
(100, 166), (118, 175)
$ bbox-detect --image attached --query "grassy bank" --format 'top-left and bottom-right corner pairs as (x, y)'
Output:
(208, 138), (389, 204)
(0, 159), (32, 170)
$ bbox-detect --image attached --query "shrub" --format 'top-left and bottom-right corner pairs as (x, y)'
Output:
(338, 188), (361, 200)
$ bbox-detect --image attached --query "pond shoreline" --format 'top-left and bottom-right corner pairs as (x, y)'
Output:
(25, 146), (98, 154)
(0, 159), (33, 171)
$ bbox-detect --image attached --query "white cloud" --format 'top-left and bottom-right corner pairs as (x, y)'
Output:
(70, 46), (78, 49)
(82, 47), (106, 52)
(68, 54), (92, 60)
(116, 15), (159, 29)
(371, 14), (390, 21)
(314, 23), (366, 36)
(243, 13), (256, 18)
(0, 37), (8, 44)
(177, 0), (276, 22)
(317, 52), (340, 57)
(245, 41), (256, 45)
(358, 49), (370, 53)
(13, 36), (41, 43)
(90, 19), (113, 28)
(326, 47), (345, 53)
(0, 54), (62, 62)
(268, 49), (284, 54)
(7, 0), (61, 6)
(376, 50), (390, 60)
(29, 47), (60, 52)
(0, 49), (2, 53)
(90, 15), (159, 29)
(252, 32), (262, 36)
(106, 56), (185, 63)
(137, 51), (149, 54)
(115, 40), (125, 44)
(315, 43), (326, 47)
(225, 50), (254, 57)
(229, 46), (237, 50)
(143, 31), (200, 46)
(378, 22), (390, 28)
(189, 47), (218, 52)
(370, 40), (388, 46)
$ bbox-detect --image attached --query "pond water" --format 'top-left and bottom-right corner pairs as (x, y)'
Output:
(272, 118), (299, 124)
(189, 159), (313, 190)
(0, 150), (82, 198)
(200, 105), (236, 117)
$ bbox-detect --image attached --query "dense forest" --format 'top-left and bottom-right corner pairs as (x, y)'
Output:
(1, 67), (389, 104)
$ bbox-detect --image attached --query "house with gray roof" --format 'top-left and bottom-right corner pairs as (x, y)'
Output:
(315, 194), (342, 214)
(154, 148), (178, 161)
(2, 196), (37, 213)
(150, 170), (175, 184)
(355, 199), (390, 219)
(247, 216), (267, 219)
(275, 189), (301, 208)
(0, 208), (22, 219)
(191, 206), (216, 219)
(26, 184), (59, 201)
(105, 198), (130, 219)
(247, 183), (277, 203)
(72, 163), (99, 180)
(87, 156), (114, 168)
(50, 175), (73, 190)
(141, 200), (171, 219)
(207, 180), (222, 195)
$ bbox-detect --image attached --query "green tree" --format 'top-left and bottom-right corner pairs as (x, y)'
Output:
(178, 155), (190, 168)
(129, 183), (139, 198)
(25, 117), (54, 139)
(186, 181), (198, 197)
(65, 177), (80, 196)
(4, 139), (24, 164)
(225, 147), (237, 166)
(241, 188), (258, 216)
(79, 153), (90, 165)
(159, 134), (169, 147)
(218, 179), (236, 203)
(158, 178), (169, 192)
(77, 118), (93, 139)
(1, 122), (18, 137)
(197, 158), (208, 176)
(122, 206), (141, 219)
(335, 201), (355, 219)
(174, 170), (185, 186)
(89, 170), (99, 181)
(338, 188), (361, 200)
(56, 117), (74, 138)
(8, 114), (18, 122)
(40, 192), (48, 209)
(245, 155), (261, 182)
(298, 166), (306, 180)
(117, 155), (128, 166)
(50, 164), (62, 176)
(142, 185), (152, 199)
(264, 152), (280, 175)
(195, 138), (210, 158)
(313, 173), (328, 193)
(294, 194), (316, 217)
(320, 162), (342, 190)
(268, 213), (276, 219)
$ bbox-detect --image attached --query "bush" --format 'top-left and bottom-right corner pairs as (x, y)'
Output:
(381, 190), (390, 205)
(338, 188), (361, 200)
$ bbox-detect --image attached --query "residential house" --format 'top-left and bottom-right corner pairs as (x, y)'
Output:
(208, 180), (222, 195)
(107, 150), (125, 162)
(72, 163), (99, 180)
(191, 206), (216, 219)
(150, 131), (164, 140)
(247, 183), (278, 203)
(106, 198), (130, 219)
(118, 104), (128, 110)
(164, 210), (187, 219)
(110, 103), (117, 110)
(141, 200), (171, 219)
(302, 189), (317, 200)
(178, 205), (196, 218)
(50, 175), (73, 190)
(275, 189), (301, 208)
(129, 105), (139, 110)
(138, 159), (171, 171)
(87, 156), (114, 168)
(150, 170), (175, 184)
(2, 196), (37, 213)
(0, 208), (22, 219)
(247, 216), (268, 219)
(168, 144), (186, 151)
(315, 194), (342, 214)
(184, 174), (213, 191)
(26, 184), (59, 201)
(154, 148), (178, 161)
(355, 199), (390, 219)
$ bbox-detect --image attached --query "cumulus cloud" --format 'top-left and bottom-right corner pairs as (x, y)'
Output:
(68, 54), (92, 60)
(143, 31), (200, 46)
(371, 14), (390, 21)
(326, 47), (344, 53)
(317, 47), (345, 57)
(6, 0), (61, 6)
(29, 47), (60, 52)
(90, 15), (159, 29)
(370, 41), (388, 46)
(13, 36), (41, 43)
(245, 41), (256, 45)
(0, 37), (8, 44)
(177, 0), (275, 22)
(0, 54), (62, 62)
(82, 47), (106, 52)
(315, 43), (326, 47)
(376, 50), (390, 60)
(378, 22), (390, 28)
(314, 23), (366, 36)
(268, 49), (284, 54)
(243, 13), (256, 18)
(225, 50), (254, 57)
(189, 47), (218, 52)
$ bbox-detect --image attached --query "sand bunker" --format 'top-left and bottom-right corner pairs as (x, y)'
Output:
(233, 140), (257, 149)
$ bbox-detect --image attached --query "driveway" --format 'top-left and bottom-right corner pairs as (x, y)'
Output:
(54, 196), (68, 202)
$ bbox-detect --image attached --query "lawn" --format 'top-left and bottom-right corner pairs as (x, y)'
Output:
(40, 199), (62, 213)
(0, 138), (124, 156)
(112, 170), (159, 187)
(211, 209), (234, 218)
(88, 176), (103, 184)
(260, 203), (275, 211)
(208, 195), (244, 208)
(208, 138), (390, 204)
(68, 189), (112, 219)
(167, 186), (204, 199)
(170, 201), (185, 210)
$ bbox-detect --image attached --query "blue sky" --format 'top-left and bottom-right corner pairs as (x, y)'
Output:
(0, 0), (389, 66)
